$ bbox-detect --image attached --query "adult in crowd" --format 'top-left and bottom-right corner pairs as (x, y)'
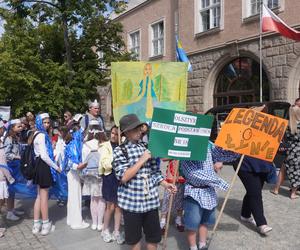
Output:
(271, 98), (299, 196)
(63, 111), (73, 129)
(3, 119), (24, 221)
(236, 106), (276, 235)
(100, 125), (124, 244)
(32, 113), (62, 235)
(26, 112), (35, 123)
(80, 100), (106, 132)
(284, 105), (300, 199)
(237, 156), (276, 235)
(19, 117), (30, 144)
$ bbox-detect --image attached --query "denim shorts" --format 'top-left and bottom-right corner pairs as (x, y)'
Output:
(183, 197), (215, 231)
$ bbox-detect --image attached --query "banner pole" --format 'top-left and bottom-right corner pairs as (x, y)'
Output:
(162, 160), (179, 250)
(118, 126), (121, 145)
(259, 2), (263, 102)
(208, 154), (245, 247)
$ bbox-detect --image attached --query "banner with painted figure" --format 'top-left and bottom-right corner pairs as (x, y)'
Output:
(111, 62), (188, 125)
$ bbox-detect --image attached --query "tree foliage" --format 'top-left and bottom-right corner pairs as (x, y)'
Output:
(0, 0), (131, 117)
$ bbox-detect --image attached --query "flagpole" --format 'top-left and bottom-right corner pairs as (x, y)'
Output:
(259, 2), (263, 103)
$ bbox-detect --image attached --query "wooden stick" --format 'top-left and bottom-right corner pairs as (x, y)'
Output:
(118, 126), (121, 145)
(208, 154), (245, 247)
(162, 160), (179, 250)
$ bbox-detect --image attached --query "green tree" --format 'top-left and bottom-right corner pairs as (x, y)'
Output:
(0, 0), (131, 117)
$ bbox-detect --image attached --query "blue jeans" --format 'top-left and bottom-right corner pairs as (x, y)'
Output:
(183, 197), (215, 231)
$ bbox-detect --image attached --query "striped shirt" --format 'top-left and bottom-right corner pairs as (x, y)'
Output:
(113, 140), (164, 213)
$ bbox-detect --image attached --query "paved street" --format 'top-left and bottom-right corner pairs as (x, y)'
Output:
(0, 165), (299, 250)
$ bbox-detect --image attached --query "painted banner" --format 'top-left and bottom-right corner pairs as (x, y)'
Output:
(111, 62), (188, 126)
(148, 108), (214, 161)
(215, 108), (288, 162)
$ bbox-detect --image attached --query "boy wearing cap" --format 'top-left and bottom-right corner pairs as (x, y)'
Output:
(113, 114), (176, 250)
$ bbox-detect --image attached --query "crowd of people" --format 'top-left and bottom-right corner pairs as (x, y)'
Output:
(0, 99), (299, 250)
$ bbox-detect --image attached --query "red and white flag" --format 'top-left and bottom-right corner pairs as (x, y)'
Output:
(262, 4), (300, 41)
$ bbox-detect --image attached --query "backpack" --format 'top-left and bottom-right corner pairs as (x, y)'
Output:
(20, 132), (40, 180)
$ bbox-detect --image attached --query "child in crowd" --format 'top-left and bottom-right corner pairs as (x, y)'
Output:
(32, 113), (62, 235)
(54, 126), (68, 207)
(81, 121), (106, 231)
(100, 125), (124, 244)
(3, 119), (24, 221)
(113, 114), (176, 250)
(160, 159), (185, 233)
(181, 142), (238, 250)
(0, 120), (14, 237)
(64, 122), (89, 230)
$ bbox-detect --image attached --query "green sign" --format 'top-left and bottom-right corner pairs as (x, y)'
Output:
(148, 108), (214, 161)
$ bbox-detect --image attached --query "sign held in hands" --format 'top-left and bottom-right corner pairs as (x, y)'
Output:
(148, 108), (214, 161)
(215, 108), (288, 162)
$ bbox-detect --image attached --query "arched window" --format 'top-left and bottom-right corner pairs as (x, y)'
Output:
(214, 57), (270, 106)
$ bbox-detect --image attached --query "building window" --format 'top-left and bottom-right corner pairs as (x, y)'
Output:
(198, 0), (221, 32)
(268, 0), (279, 9)
(151, 21), (164, 57)
(248, 0), (279, 16)
(129, 31), (140, 59)
(214, 57), (270, 106)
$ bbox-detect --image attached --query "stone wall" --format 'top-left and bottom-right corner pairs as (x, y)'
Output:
(187, 35), (300, 113)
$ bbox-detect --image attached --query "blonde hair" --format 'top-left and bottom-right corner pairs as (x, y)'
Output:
(289, 105), (300, 135)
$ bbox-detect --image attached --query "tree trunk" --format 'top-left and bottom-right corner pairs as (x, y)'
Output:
(62, 14), (72, 72)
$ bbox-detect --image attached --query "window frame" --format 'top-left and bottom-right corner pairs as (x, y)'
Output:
(194, 0), (224, 35)
(242, 0), (283, 19)
(149, 18), (165, 58)
(128, 28), (141, 60)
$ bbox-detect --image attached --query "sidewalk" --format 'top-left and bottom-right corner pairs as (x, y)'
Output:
(0, 165), (299, 250)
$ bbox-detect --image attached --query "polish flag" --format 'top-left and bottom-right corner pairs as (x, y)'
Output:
(262, 4), (300, 41)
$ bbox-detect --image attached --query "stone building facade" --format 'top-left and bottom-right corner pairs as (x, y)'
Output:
(100, 0), (300, 120)
(188, 34), (300, 112)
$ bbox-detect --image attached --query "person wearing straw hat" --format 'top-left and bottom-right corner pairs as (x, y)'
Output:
(113, 114), (176, 250)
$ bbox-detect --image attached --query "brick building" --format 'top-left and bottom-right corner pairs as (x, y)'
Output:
(104, 0), (300, 116)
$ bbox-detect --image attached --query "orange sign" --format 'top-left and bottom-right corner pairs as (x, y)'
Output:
(215, 108), (288, 162)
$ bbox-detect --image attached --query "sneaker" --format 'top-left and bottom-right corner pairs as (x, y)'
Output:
(6, 212), (20, 221)
(13, 209), (25, 216)
(41, 222), (55, 236)
(71, 221), (90, 230)
(101, 229), (113, 243)
(91, 224), (97, 230)
(240, 216), (256, 226)
(97, 224), (103, 231)
(32, 222), (42, 234)
(112, 231), (125, 245)
(258, 225), (272, 235)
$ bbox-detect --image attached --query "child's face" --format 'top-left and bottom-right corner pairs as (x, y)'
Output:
(43, 118), (51, 130)
(110, 128), (119, 144)
(125, 126), (142, 142)
(12, 123), (23, 134)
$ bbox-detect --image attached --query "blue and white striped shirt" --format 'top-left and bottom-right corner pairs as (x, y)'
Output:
(181, 143), (239, 210)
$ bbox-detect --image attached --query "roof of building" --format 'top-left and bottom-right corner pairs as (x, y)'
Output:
(111, 0), (149, 20)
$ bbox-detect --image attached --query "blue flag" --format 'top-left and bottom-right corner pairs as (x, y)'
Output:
(176, 36), (192, 72)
